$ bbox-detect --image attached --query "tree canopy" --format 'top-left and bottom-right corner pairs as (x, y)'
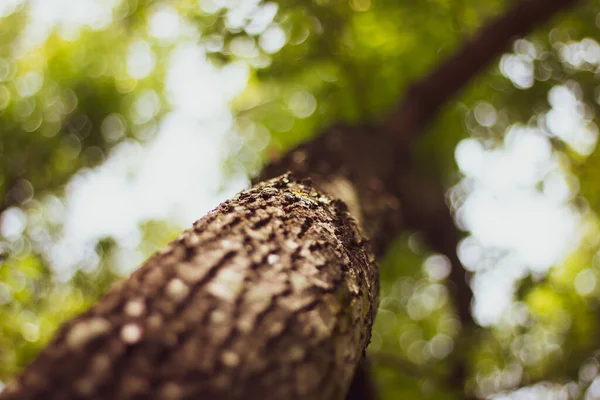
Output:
(1, 0), (600, 398)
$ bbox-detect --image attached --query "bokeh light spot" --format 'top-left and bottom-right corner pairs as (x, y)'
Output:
(574, 269), (596, 296)
(474, 101), (497, 127)
(500, 54), (534, 89)
(287, 90), (317, 119)
(148, 6), (182, 44)
(101, 113), (127, 143)
(1, 207), (27, 241)
(127, 40), (156, 79)
(259, 24), (286, 54)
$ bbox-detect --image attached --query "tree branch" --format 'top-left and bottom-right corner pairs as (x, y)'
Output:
(385, 0), (583, 144)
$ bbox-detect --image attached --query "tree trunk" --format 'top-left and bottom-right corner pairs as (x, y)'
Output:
(1, 175), (378, 400)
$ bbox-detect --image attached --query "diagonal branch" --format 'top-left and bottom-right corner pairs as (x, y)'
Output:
(385, 0), (583, 144)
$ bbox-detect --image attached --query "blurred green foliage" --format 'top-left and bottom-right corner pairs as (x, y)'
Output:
(2, 0), (600, 399)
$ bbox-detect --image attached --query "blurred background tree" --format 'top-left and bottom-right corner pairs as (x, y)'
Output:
(1, 0), (600, 398)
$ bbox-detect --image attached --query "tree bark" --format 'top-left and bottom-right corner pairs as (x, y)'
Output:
(1, 175), (378, 400)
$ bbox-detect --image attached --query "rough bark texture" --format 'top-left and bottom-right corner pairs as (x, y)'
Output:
(259, 125), (403, 257)
(0, 175), (378, 400)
